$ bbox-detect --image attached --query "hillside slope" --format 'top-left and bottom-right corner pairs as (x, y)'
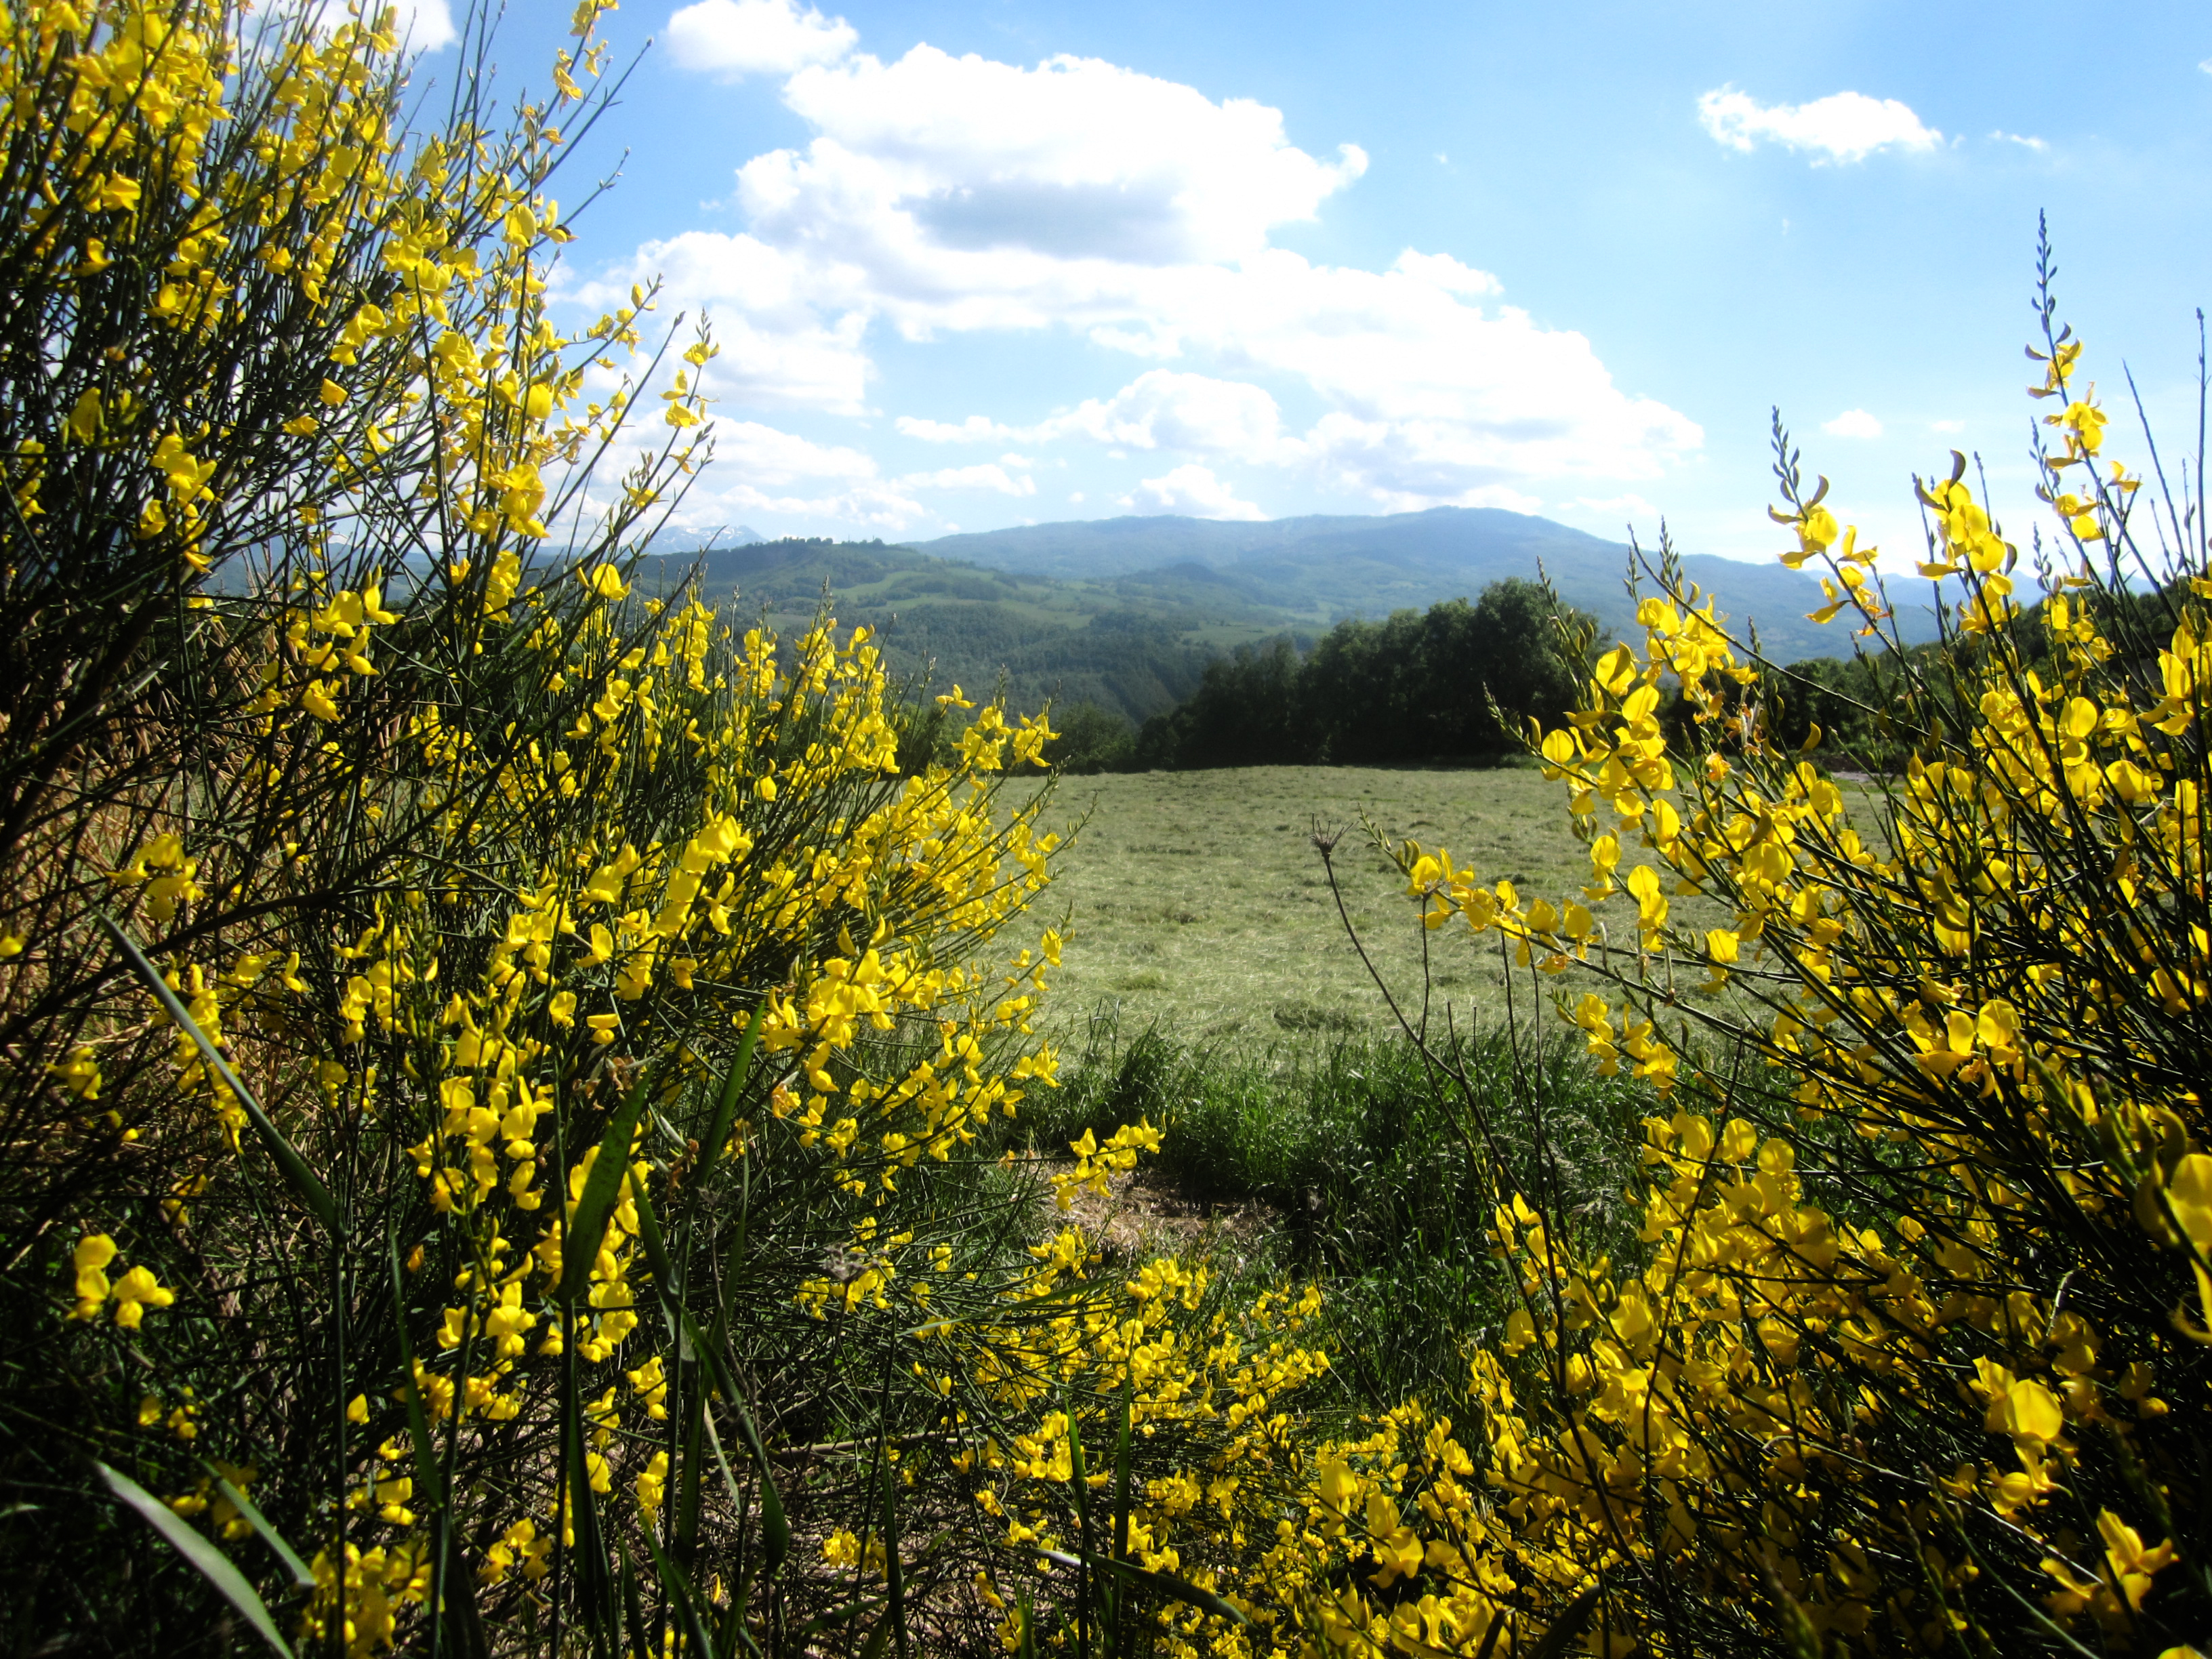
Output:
(920, 506), (1942, 663)
(636, 540), (1290, 724)
(639, 510), (1939, 726)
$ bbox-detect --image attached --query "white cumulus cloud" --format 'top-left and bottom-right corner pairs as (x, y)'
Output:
(678, 418), (924, 527)
(623, 32), (1699, 525)
(1390, 249), (1500, 295)
(1698, 87), (1942, 163)
(289, 0), (454, 49)
(389, 0), (456, 49)
(1122, 464), (1266, 520)
(1039, 371), (1291, 455)
(897, 374), (1288, 455)
(668, 0), (857, 78)
(755, 47), (1367, 268)
(569, 230), (874, 414)
(708, 419), (878, 484)
(1568, 493), (1660, 525)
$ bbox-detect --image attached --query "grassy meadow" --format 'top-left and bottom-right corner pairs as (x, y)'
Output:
(1039, 760), (1731, 1043)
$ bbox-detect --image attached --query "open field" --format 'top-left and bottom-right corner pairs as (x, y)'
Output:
(1038, 762), (1650, 1042)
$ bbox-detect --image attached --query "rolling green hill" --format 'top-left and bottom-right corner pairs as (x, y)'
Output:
(640, 508), (1938, 728)
(636, 539), (1299, 724)
(918, 506), (1946, 663)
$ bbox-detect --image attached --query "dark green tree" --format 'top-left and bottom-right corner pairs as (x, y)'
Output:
(1140, 580), (1591, 770)
(1044, 701), (1138, 773)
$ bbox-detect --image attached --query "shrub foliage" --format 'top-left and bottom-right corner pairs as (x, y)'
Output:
(1347, 246), (2212, 1657)
(0, 7), (1333, 1656)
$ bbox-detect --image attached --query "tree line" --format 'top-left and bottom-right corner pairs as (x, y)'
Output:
(1046, 578), (1592, 771)
(1044, 573), (2167, 777)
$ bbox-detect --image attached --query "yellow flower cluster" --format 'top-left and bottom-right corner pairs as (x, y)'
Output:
(300, 1538), (434, 1659)
(1050, 1118), (1164, 1211)
(66, 1233), (172, 1327)
(951, 1249), (1338, 1657)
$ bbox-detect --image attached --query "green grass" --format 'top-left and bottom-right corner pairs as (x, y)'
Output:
(1038, 761), (1700, 1042)
(1021, 1023), (1647, 1408)
(1022, 760), (1860, 1406)
(1022, 760), (1752, 1406)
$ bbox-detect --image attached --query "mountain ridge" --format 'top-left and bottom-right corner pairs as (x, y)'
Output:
(639, 506), (1936, 729)
(919, 506), (1596, 579)
(916, 506), (1940, 661)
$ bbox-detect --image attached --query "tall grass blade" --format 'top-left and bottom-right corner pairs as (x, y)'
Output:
(563, 1378), (616, 1647)
(431, 1527), (491, 1659)
(1066, 1387), (1093, 1659)
(617, 1536), (651, 1659)
(1111, 1375), (1132, 1658)
(683, 1306), (790, 1570)
(628, 1164), (676, 1288)
(1025, 1546), (1251, 1629)
(381, 1231), (489, 1659)
(721, 1583), (766, 1659)
(94, 1460), (291, 1659)
(98, 912), (338, 1233)
(699, 1003), (766, 1174)
(674, 1383), (708, 1561)
(641, 1524), (718, 1658)
(1524, 1585), (1603, 1659)
(558, 1071), (653, 1304)
(203, 1463), (314, 1590)
(385, 1231), (446, 1509)
(881, 1460), (909, 1659)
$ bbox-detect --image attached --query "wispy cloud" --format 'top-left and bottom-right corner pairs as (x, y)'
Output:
(899, 464), (1036, 497)
(1698, 87), (1941, 163)
(1568, 493), (1659, 523)
(896, 414), (1021, 444)
(1990, 130), (2047, 152)
(1822, 409), (1883, 439)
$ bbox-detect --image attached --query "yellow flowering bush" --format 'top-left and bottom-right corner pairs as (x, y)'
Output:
(12, 3), (2206, 1656)
(0, 5), (1368, 1656)
(1325, 246), (2212, 1656)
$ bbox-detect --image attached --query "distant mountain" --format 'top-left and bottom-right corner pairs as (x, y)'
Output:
(636, 511), (1940, 729)
(919, 507), (1941, 663)
(921, 508), (1597, 581)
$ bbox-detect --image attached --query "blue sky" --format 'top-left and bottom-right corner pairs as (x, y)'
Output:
(403, 0), (2212, 562)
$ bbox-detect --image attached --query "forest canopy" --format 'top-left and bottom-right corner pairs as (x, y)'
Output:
(1124, 579), (1592, 771)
